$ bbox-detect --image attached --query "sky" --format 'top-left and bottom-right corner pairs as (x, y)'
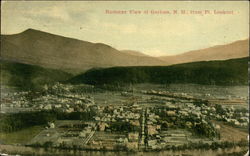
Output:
(1, 1), (249, 56)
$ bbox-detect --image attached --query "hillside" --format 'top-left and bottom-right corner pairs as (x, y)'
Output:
(1, 29), (166, 74)
(68, 57), (248, 86)
(158, 39), (249, 65)
(0, 60), (73, 90)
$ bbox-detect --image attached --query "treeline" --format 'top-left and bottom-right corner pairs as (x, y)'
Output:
(68, 57), (248, 86)
(109, 121), (140, 132)
(0, 111), (55, 132)
(0, 110), (96, 132)
(157, 140), (248, 151)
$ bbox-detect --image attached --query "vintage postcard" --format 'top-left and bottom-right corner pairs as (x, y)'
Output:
(0, 1), (249, 156)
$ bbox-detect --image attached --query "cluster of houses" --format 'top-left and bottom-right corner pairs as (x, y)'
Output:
(1, 91), (30, 110)
(143, 90), (249, 128)
(213, 106), (249, 127)
(1, 84), (248, 151)
(93, 104), (142, 150)
(1, 89), (95, 114)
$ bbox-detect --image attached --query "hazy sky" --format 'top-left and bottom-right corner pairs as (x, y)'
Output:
(1, 1), (249, 56)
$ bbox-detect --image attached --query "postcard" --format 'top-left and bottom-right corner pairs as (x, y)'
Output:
(0, 1), (249, 156)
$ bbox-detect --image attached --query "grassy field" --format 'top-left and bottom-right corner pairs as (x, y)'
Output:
(0, 126), (44, 144)
(214, 121), (248, 142)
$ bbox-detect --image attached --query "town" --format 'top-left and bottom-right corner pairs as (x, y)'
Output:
(0, 83), (249, 152)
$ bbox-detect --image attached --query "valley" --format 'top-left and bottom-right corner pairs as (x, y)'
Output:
(0, 83), (248, 155)
(0, 29), (249, 156)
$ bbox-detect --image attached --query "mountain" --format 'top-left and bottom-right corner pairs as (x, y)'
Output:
(1, 28), (248, 77)
(1, 29), (166, 74)
(158, 39), (249, 65)
(0, 60), (72, 90)
(67, 57), (248, 86)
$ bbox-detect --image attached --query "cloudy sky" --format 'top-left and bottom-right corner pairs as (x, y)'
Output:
(1, 1), (249, 56)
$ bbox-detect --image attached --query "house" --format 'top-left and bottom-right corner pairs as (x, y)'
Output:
(130, 120), (140, 127)
(128, 132), (139, 141)
(95, 117), (101, 121)
(147, 125), (158, 135)
(166, 111), (176, 116)
(117, 137), (128, 144)
(66, 108), (74, 113)
(215, 124), (221, 130)
(179, 110), (189, 116)
(44, 104), (52, 110)
(148, 139), (157, 147)
(98, 122), (109, 131)
(48, 122), (55, 128)
(156, 125), (161, 130)
(185, 122), (192, 129)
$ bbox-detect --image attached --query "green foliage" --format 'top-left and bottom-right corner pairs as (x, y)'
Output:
(0, 110), (96, 133)
(0, 111), (56, 132)
(0, 60), (72, 90)
(114, 144), (128, 151)
(56, 110), (96, 121)
(43, 141), (53, 148)
(215, 104), (226, 115)
(168, 140), (248, 151)
(109, 122), (138, 132)
(193, 122), (218, 138)
(68, 57), (248, 86)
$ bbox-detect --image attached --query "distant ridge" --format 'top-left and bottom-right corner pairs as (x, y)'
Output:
(158, 39), (249, 65)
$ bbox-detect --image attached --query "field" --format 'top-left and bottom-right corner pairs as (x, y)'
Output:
(0, 126), (43, 144)
(214, 121), (248, 142)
